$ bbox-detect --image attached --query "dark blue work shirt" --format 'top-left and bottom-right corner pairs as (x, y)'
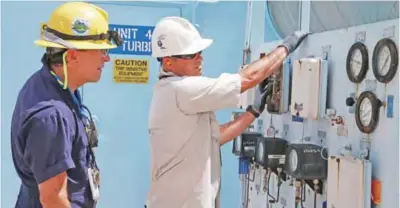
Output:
(11, 65), (95, 208)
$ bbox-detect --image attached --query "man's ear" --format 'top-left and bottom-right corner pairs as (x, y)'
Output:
(65, 49), (78, 63)
(162, 57), (173, 67)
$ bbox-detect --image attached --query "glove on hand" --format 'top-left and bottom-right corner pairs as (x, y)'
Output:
(246, 84), (272, 118)
(278, 31), (311, 54)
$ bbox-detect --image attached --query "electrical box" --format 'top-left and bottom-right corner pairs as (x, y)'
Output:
(232, 131), (262, 159)
(327, 156), (372, 208)
(284, 143), (328, 180)
(259, 60), (291, 114)
(290, 58), (328, 120)
(255, 137), (288, 170)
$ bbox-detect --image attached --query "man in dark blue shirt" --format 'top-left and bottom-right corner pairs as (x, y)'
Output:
(10, 2), (122, 208)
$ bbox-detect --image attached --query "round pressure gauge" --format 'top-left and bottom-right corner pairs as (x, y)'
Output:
(288, 149), (298, 172)
(355, 91), (382, 134)
(346, 42), (369, 83)
(372, 38), (399, 83)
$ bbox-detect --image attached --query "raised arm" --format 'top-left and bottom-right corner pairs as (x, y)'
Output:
(219, 31), (310, 145)
(239, 31), (310, 93)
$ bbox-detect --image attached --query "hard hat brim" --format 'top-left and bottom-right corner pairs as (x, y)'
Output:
(185, 38), (213, 55)
(34, 39), (118, 50)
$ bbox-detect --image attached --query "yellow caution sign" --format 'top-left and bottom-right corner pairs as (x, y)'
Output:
(113, 58), (149, 84)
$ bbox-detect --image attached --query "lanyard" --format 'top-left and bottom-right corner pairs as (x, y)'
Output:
(50, 70), (98, 169)
(50, 71), (83, 114)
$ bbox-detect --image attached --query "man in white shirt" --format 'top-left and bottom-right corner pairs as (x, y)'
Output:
(146, 16), (309, 208)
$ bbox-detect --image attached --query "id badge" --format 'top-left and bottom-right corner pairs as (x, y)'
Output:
(88, 168), (100, 201)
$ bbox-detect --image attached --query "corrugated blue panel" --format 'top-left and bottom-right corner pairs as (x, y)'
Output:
(268, 1), (399, 37)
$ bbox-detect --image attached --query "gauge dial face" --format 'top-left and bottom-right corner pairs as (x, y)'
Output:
(289, 149), (298, 172)
(350, 48), (363, 76)
(257, 142), (264, 163)
(376, 46), (391, 76)
(359, 97), (372, 126)
(372, 38), (399, 83)
(346, 42), (369, 83)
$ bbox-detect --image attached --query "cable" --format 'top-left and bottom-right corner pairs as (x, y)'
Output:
(245, 172), (250, 208)
(313, 179), (319, 208)
(321, 146), (328, 160)
(300, 180), (307, 208)
(266, 169), (277, 203)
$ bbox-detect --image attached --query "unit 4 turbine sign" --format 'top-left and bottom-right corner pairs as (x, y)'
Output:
(108, 24), (154, 56)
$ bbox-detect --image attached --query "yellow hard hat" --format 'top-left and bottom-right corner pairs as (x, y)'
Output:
(35, 2), (122, 50)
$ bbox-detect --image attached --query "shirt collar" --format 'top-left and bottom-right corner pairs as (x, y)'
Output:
(158, 66), (176, 79)
(40, 64), (83, 114)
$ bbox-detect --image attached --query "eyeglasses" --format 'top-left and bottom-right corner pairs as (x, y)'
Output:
(101, 49), (109, 56)
(78, 49), (109, 56)
(172, 51), (201, 60)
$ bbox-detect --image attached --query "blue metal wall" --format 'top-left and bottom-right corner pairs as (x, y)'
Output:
(0, 1), (247, 207)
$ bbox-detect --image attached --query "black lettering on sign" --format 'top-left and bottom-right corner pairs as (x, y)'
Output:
(118, 71), (143, 76)
(114, 59), (148, 66)
(113, 59), (149, 84)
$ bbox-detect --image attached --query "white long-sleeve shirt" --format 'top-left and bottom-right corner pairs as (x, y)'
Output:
(146, 73), (241, 208)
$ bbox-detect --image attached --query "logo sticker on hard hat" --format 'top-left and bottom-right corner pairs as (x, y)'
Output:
(157, 34), (166, 50)
(71, 18), (90, 35)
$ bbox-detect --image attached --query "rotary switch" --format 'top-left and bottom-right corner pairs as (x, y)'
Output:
(346, 97), (355, 106)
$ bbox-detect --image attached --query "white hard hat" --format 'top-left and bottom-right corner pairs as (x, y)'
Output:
(151, 16), (213, 58)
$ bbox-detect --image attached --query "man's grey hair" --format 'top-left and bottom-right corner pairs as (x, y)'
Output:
(41, 47), (67, 65)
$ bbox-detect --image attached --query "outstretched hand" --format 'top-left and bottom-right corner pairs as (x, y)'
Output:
(279, 31), (311, 54)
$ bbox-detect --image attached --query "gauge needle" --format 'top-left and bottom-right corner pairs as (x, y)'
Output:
(381, 56), (390, 72)
(351, 59), (362, 65)
(362, 109), (371, 118)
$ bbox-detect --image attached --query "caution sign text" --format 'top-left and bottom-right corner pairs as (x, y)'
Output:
(113, 59), (149, 84)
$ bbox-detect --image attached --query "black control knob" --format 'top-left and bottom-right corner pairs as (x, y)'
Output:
(346, 97), (355, 106)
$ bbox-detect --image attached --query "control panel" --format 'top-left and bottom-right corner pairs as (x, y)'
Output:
(259, 59), (292, 115)
(231, 18), (398, 208)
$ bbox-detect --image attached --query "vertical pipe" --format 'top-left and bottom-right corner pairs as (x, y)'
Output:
(244, 0), (253, 50)
(299, 0), (311, 32)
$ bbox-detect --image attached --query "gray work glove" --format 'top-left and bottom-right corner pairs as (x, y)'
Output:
(278, 31), (311, 54)
(246, 84), (272, 118)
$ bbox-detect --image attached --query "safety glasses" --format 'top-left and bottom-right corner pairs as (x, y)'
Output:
(77, 49), (109, 56)
(100, 49), (109, 56)
(172, 51), (202, 60)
